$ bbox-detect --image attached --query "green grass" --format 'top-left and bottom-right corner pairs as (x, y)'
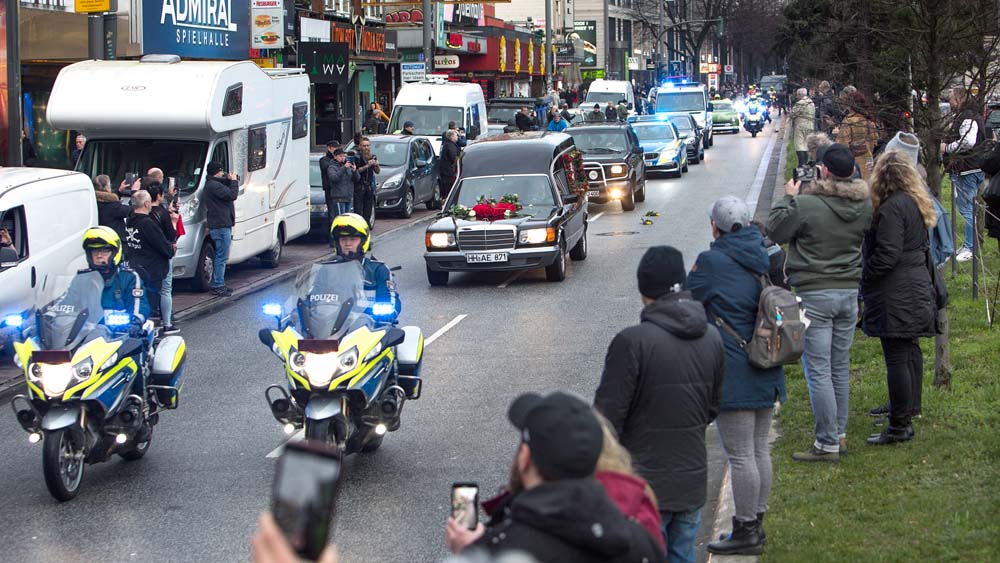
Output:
(765, 159), (1000, 561)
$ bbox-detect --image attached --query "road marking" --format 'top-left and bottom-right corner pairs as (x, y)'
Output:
(744, 130), (779, 210)
(588, 212), (605, 223)
(498, 271), (524, 288)
(425, 314), (467, 346)
(266, 314), (468, 458)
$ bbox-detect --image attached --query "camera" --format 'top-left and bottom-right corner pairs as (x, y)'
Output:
(793, 165), (818, 183)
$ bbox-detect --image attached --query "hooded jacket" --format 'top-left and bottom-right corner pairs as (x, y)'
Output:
(688, 227), (787, 410)
(439, 138), (461, 180)
(204, 176), (239, 230)
(766, 177), (873, 291)
(594, 292), (724, 512)
(594, 471), (665, 551)
(95, 190), (131, 244)
(472, 478), (665, 563)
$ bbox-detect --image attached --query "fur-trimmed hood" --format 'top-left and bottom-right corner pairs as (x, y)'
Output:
(803, 177), (870, 200)
(95, 190), (121, 203)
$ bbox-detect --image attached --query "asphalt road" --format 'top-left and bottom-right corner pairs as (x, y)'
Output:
(0, 119), (782, 563)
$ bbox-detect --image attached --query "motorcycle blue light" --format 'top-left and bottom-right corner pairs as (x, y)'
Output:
(3, 314), (23, 328)
(105, 312), (130, 327)
(263, 303), (283, 317)
(371, 303), (395, 317)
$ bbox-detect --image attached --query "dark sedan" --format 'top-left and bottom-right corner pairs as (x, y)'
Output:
(344, 135), (443, 218)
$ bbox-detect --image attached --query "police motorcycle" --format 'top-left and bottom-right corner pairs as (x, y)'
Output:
(9, 270), (186, 501)
(258, 259), (424, 454)
(743, 98), (766, 138)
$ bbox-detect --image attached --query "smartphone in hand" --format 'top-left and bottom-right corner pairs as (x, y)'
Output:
(451, 482), (479, 531)
(124, 172), (137, 186)
(272, 441), (343, 561)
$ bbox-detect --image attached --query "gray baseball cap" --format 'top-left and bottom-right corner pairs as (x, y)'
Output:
(710, 196), (752, 233)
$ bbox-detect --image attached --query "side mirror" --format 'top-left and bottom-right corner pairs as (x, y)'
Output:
(563, 193), (579, 204)
(414, 159), (428, 168)
(0, 246), (18, 268)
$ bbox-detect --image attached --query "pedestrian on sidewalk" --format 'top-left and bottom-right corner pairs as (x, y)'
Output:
(326, 148), (358, 223)
(94, 174), (131, 247)
(688, 197), (786, 556)
(791, 88), (816, 166)
(942, 86), (987, 262)
(147, 183), (179, 331)
(593, 246), (724, 563)
(351, 136), (380, 226)
(767, 144), (872, 462)
(124, 190), (172, 317)
(862, 150), (938, 445)
(204, 162), (240, 297)
(444, 392), (666, 563)
(439, 131), (461, 200)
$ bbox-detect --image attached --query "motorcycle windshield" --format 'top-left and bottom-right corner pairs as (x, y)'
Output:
(291, 261), (368, 339)
(36, 271), (106, 351)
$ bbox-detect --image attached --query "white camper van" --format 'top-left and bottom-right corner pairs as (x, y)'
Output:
(387, 80), (488, 155)
(47, 56), (311, 291)
(1, 168), (97, 351)
(584, 80), (637, 116)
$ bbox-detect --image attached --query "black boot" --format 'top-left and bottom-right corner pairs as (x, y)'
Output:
(707, 517), (764, 556)
(757, 512), (767, 545)
(867, 417), (914, 445)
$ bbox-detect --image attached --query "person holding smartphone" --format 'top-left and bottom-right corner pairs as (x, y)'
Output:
(445, 392), (665, 563)
(204, 162), (240, 296)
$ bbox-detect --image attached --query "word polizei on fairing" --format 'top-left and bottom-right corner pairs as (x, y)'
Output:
(159, 0), (237, 47)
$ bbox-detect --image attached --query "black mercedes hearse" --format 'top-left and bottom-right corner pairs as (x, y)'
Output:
(423, 132), (589, 286)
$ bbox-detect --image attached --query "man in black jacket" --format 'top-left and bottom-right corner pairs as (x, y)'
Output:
(445, 391), (665, 563)
(439, 130), (461, 199)
(124, 190), (173, 318)
(204, 162), (240, 296)
(594, 246), (725, 563)
(514, 107), (534, 132)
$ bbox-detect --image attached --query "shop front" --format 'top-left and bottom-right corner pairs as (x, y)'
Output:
(450, 31), (542, 100)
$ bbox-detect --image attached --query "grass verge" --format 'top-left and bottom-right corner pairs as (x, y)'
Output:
(765, 164), (1000, 561)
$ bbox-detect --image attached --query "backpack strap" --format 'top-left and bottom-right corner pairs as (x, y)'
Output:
(709, 310), (748, 350)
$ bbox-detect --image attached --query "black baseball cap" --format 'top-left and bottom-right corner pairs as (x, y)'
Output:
(325, 139), (339, 148)
(207, 162), (224, 176)
(333, 148), (346, 156)
(507, 392), (603, 480)
(817, 143), (855, 178)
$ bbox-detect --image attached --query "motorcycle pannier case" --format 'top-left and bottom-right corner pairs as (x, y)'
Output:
(152, 335), (186, 408)
(396, 326), (423, 399)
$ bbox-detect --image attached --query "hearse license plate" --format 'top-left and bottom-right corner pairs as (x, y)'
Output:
(466, 252), (509, 264)
(587, 190), (600, 198)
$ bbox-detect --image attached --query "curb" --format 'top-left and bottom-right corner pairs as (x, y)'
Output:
(752, 118), (789, 224)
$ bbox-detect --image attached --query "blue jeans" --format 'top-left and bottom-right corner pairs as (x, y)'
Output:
(798, 289), (858, 452)
(661, 507), (701, 563)
(209, 227), (232, 289)
(951, 171), (984, 251)
(161, 259), (173, 325)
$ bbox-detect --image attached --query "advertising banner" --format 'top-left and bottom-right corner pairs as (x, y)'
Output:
(251, 0), (284, 49)
(142, 0), (250, 60)
(300, 41), (350, 85)
(569, 21), (597, 67)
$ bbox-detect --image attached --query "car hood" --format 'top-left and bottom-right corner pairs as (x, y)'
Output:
(428, 211), (557, 231)
(579, 151), (628, 163)
(640, 140), (680, 152)
(714, 110), (738, 120)
(375, 165), (406, 184)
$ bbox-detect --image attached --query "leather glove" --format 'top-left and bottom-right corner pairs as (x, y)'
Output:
(127, 322), (145, 339)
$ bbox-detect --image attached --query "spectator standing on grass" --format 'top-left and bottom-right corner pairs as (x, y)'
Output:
(204, 162), (240, 297)
(813, 81), (837, 135)
(688, 197), (785, 556)
(942, 86), (987, 262)
(834, 92), (880, 183)
(593, 246), (724, 563)
(767, 144), (872, 462)
(862, 151), (939, 446)
(791, 88), (817, 166)
(444, 392), (665, 563)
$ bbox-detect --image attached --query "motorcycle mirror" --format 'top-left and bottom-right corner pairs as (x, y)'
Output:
(385, 327), (406, 348)
(258, 328), (275, 348)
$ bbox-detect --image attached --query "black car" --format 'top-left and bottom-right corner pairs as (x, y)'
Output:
(423, 132), (588, 286)
(566, 122), (646, 211)
(661, 113), (705, 164)
(343, 135), (443, 217)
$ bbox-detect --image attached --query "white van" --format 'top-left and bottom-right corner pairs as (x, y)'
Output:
(655, 82), (714, 150)
(0, 168), (97, 351)
(584, 79), (636, 116)
(387, 80), (488, 155)
(47, 56), (311, 292)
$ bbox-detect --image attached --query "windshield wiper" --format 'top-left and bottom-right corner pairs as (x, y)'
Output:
(585, 147), (621, 154)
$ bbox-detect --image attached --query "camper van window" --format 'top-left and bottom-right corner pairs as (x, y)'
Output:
(389, 106), (464, 136)
(75, 139), (209, 194)
(212, 142), (231, 173)
(223, 83), (244, 117)
(248, 126), (267, 171)
(0, 206), (29, 265)
(292, 102), (309, 140)
(585, 92), (626, 105)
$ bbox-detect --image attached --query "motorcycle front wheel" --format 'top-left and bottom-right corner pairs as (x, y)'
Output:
(304, 418), (333, 443)
(42, 428), (85, 502)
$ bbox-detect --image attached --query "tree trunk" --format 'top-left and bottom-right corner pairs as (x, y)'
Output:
(933, 307), (951, 388)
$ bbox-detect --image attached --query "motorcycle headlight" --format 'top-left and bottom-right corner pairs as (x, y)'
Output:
(381, 175), (403, 191)
(289, 351), (306, 375)
(338, 347), (359, 373)
(35, 358), (91, 397)
(304, 352), (340, 388)
(519, 227), (555, 245)
(179, 196), (200, 220)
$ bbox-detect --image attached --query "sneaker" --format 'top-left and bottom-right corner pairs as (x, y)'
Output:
(162, 324), (180, 335)
(869, 402), (890, 416)
(792, 446), (839, 462)
(210, 286), (234, 297)
(956, 248), (973, 262)
(839, 437), (849, 456)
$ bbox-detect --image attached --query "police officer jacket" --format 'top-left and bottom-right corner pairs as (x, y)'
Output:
(101, 268), (151, 323)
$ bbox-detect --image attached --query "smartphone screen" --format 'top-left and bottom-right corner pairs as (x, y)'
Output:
(451, 482), (479, 531)
(125, 172), (136, 186)
(168, 177), (176, 190)
(272, 441), (343, 561)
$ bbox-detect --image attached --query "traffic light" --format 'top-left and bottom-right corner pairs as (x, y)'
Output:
(717, 18), (724, 37)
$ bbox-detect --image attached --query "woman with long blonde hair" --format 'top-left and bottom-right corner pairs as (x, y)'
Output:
(861, 150), (939, 446)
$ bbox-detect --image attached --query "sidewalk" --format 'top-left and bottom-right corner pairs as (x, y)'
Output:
(0, 209), (436, 396)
